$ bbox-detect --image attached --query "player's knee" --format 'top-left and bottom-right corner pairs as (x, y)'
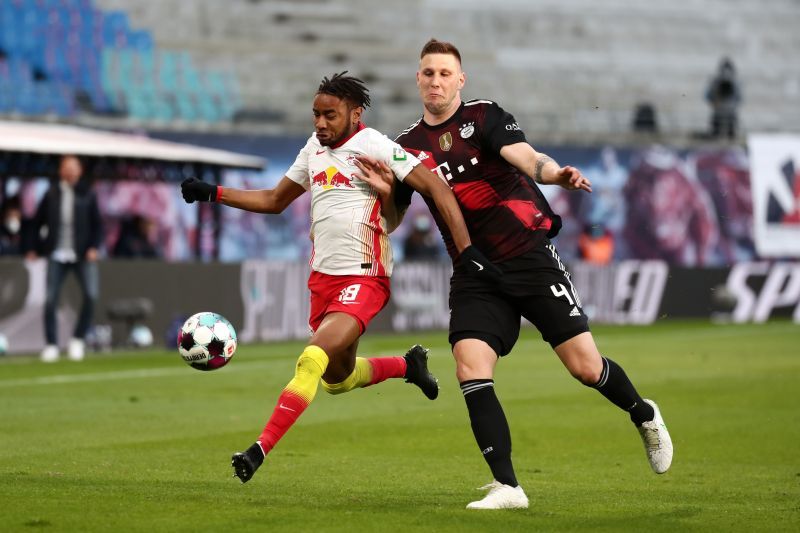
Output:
(455, 362), (492, 382)
(569, 363), (602, 386)
(296, 346), (329, 378)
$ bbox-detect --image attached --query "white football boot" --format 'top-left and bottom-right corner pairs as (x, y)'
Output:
(68, 338), (85, 361)
(637, 399), (673, 474)
(466, 480), (529, 510)
(40, 344), (60, 363)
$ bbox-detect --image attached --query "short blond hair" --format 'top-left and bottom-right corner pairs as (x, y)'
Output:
(420, 38), (462, 65)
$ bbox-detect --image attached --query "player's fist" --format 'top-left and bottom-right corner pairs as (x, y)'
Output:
(458, 245), (503, 283)
(181, 178), (216, 203)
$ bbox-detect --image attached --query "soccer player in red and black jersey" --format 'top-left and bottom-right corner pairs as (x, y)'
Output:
(358, 39), (673, 509)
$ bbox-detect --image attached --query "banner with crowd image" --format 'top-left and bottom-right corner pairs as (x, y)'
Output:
(6, 136), (798, 264)
(6, 139), (789, 265)
(538, 144), (756, 266)
(211, 141), (766, 267)
(209, 141), (780, 266)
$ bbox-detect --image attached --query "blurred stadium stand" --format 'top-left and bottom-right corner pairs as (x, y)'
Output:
(0, 0), (239, 126)
(87, 0), (800, 143)
(0, 0), (796, 142)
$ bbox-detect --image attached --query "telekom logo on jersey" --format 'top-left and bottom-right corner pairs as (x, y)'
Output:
(413, 149), (479, 183)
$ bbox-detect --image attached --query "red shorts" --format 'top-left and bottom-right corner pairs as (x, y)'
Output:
(308, 271), (391, 334)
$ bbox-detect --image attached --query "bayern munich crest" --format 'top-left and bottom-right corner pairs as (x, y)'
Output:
(460, 122), (475, 139)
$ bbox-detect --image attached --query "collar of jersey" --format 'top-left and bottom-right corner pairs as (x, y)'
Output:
(421, 102), (464, 130)
(327, 121), (367, 149)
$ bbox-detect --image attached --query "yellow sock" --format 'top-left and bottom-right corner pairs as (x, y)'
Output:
(284, 345), (330, 403)
(257, 345), (329, 453)
(321, 357), (373, 395)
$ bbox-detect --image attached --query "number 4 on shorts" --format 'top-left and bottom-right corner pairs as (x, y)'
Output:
(550, 283), (574, 305)
(551, 283), (581, 317)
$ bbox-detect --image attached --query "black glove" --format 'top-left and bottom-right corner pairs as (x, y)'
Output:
(181, 178), (216, 203)
(458, 245), (503, 283)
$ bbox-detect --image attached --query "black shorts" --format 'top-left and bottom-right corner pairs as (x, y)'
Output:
(448, 240), (590, 356)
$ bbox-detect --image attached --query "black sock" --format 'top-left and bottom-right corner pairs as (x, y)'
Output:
(460, 379), (518, 487)
(592, 357), (655, 426)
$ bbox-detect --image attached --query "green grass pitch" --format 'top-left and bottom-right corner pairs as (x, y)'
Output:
(1, 321), (798, 532)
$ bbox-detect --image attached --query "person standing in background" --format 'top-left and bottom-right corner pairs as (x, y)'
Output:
(403, 214), (442, 261)
(25, 155), (102, 362)
(0, 195), (25, 256)
(706, 57), (742, 139)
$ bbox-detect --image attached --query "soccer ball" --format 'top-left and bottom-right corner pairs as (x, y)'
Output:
(177, 312), (237, 371)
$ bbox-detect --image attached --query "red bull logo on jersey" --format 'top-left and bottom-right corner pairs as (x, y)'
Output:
(311, 166), (354, 190)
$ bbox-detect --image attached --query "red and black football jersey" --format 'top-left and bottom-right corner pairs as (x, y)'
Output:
(394, 100), (561, 262)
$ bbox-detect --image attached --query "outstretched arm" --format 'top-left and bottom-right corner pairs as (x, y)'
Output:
(181, 177), (306, 214)
(500, 142), (592, 192)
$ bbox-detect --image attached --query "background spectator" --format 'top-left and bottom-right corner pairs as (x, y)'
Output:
(578, 223), (614, 265)
(25, 155), (102, 362)
(706, 57), (742, 139)
(112, 214), (159, 258)
(402, 214), (441, 261)
(0, 195), (24, 256)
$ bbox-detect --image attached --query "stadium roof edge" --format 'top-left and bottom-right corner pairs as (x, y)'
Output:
(0, 120), (265, 170)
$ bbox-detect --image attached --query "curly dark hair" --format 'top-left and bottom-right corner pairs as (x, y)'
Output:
(317, 71), (371, 109)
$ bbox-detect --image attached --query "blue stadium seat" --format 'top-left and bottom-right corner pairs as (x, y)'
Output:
(130, 30), (153, 52)
(0, 80), (12, 113)
(157, 51), (179, 91)
(152, 93), (175, 122)
(175, 92), (197, 121)
(0, 0), (241, 121)
(16, 85), (43, 115)
(196, 92), (219, 123)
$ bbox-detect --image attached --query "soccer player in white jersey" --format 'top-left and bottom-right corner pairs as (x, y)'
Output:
(181, 72), (499, 484)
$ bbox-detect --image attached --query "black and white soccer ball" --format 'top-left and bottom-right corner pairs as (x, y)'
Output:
(177, 312), (237, 371)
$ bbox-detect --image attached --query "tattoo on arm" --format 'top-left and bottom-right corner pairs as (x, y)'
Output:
(534, 154), (557, 183)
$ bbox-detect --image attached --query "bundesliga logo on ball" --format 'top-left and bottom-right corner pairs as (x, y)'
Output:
(177, 312), (237, 371)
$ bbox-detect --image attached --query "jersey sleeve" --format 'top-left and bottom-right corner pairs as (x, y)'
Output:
(366, 130), (421, 182)
(481, 102), (527, 154)
(284, 136), (314, 190)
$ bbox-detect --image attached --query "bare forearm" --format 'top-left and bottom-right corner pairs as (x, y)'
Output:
(431, 189), (471, 253)
(532, 153), (561, 184)
(402, 164), (471, 251)
(218, 188), (279, 214)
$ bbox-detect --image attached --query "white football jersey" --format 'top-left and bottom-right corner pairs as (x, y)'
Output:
(285, 124), (420, 276)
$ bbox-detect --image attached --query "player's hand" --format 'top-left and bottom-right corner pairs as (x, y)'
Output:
(181, 177), (216, 203)
(353, 155), (395, 197)
(458, 245), (503, 283)
(556, 166), (592, 193)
